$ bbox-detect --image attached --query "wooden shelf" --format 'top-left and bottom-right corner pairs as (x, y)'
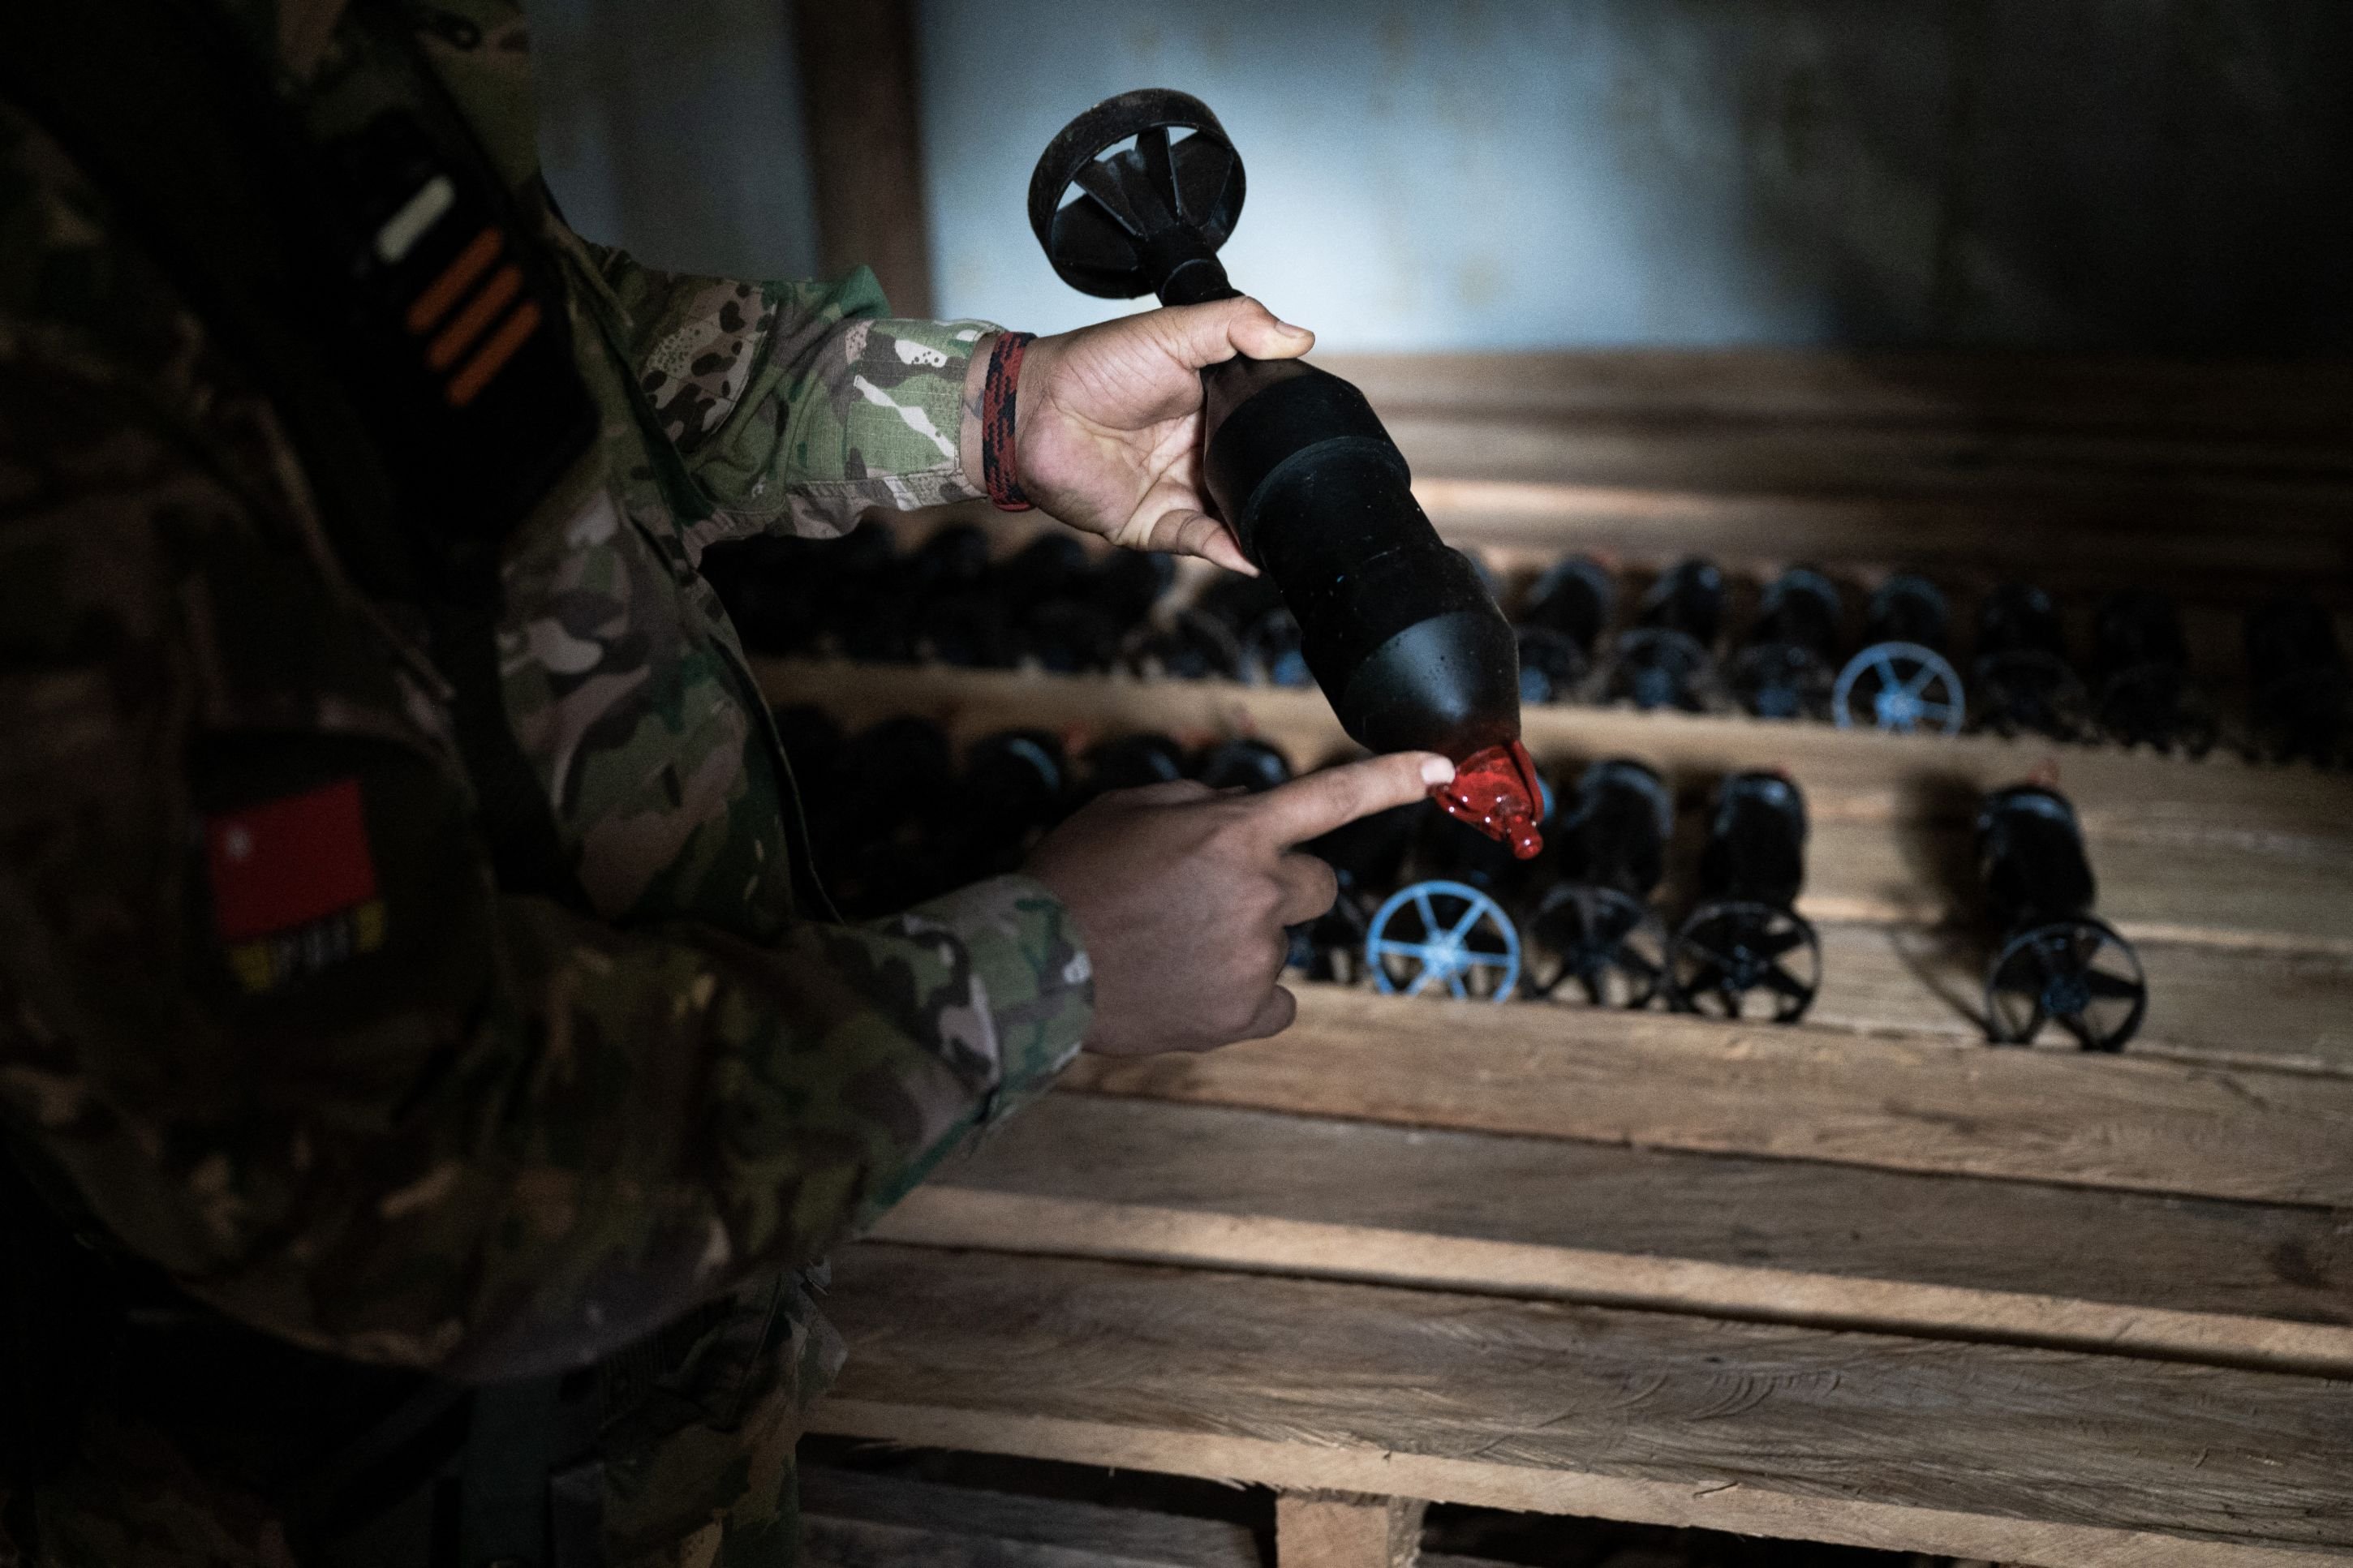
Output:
(757, 658), (2353, 1072)
(786, 350), (2353, 1565)
(820, 1243), (2349, 1567)
(1335, 349), (2353, 605)
(819, 986), (2353, 1564)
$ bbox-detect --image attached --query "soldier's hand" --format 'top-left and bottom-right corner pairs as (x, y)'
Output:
(960, 300), (1314, 576)
(1026, 750), (1452, 1055)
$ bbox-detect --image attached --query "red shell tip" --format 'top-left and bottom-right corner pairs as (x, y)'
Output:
(1430, 741), (1546, 858)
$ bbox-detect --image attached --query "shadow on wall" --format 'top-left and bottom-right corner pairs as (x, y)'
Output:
(530, 0), (821, 281)
(916, 0), (2353, 353)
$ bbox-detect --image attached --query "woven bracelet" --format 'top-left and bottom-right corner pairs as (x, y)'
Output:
(980, 330), (1037, 512)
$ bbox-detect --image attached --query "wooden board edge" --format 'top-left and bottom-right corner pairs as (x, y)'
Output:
(798, 1465), (1260, 1568)
(807, 1402), (2340, 1568)
(870, 1188), (2353, 1381)
(1066, 990), (2353, 1210)
(1275, 1491), (1426, 1568)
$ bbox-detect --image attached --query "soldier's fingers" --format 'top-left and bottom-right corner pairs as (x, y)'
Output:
(1146, 295), (1314, 372)
(1108, 778), (1219, 808)
(1141, 507), (1257, 576)
(1240, 752), (1455, 848)
(1271, 851), (1339, 926)
(1232, 982), (1300, 1042)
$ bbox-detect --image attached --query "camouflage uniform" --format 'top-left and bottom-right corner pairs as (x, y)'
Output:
(0, 2), (1091, 1563)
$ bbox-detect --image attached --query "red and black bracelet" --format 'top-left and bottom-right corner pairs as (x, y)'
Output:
(980, 330), (1037, 511)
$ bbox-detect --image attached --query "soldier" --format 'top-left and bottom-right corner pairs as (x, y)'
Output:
(0, 2), (1451, 1564)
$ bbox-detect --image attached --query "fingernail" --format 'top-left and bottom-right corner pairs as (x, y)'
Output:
(1275, 318), (1312, 338)
(1420, 756), (1456, 787)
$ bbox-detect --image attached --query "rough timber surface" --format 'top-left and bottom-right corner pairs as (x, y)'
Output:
(891, 1094), (2353, 1371)
(798, 1466), (1258, 1568)
(817, 1244), (2353, 1567)
(755, 659), (2351, 842)
(1318, 350), (2353, 603)
(1060, 986), (2353, 1209)
(1804, 920), (2353, 1074)
(756, 659), (2353, 1065)
(782, 350), (2353, 1561)
(752, 659), (2334, 826)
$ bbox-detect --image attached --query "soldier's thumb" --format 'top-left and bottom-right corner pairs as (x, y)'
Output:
(1157, 296), (1314, 371)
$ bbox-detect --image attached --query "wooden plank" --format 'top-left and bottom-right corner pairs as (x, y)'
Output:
(793, 0), (933, 316)
(880, 1179), (2353, 1385)
(893, 1095), (2353, 1370)
(752, 659), (2353, 844)
(844, 505), (2320, 680)
(1796, 818), (2353, 955)
(1314, 350), (2353, 600)
(1276, 1492), (1426, 1568)
(1314, 350), (2353, 440)
(1805, 921), (2353, 1075)
(759, 659), (2353, 1063)
(1059, 985), (2353, 1207)
(1409, 479), (2352, 605)
(817, 1244), (2353, 1565)
(758, 660), (2353, 960)
(1375, 413), (2353, 493)
(799, 1466), (1258, 1568)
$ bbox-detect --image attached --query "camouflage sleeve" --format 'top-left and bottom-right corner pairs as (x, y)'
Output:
(5, 801), (1089, 1384)
(586, 244), (999, 539)
(291, 875), (1095, 1377)
(0, 101), (1090, 1380)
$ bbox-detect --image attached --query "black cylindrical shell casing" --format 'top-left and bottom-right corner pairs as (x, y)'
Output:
(1200, 359), (1520, 758)
(1700, 771), (1809, 909)
(1557, 759), (1673, 900)
(1976, 784), (2097, 930)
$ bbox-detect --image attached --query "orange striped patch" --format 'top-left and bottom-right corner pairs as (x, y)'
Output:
(427, 263), (523, 372)
(446, 299), (543, 407)
(405, 226), (502, 334)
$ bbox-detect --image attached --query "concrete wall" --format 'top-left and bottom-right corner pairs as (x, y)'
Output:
(527, 0), (2353, 352)
(917, 0), (2353, 352)
(531, 0), (820, 280)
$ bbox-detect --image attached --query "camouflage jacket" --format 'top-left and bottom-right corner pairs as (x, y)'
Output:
(0, 2), (1090, 1564)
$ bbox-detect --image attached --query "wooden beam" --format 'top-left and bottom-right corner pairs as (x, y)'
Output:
(1313, 350), (2353, 439)
(875, 1187), (2353, 1379)
(799, 1465), (1258, 1568)
(1409, 479), (2353, 606)
(816, 1244), (2353, 1566)
(1325, 350), (2353, 601)
(1060, 985), (2353, 1207)
(872, 1094), (2353, 1376)
(936, 1095), (2353, 1332)
(1276, 1492), (1426, 1568)
(751, 658), (2353, 844)
(1796, 817), (2353, 956)
(755, 658), (2353, 966)
(1802, 921), (2353, 1077)
(794, 0), (932, 316)
(1375, 415), (2353, 493)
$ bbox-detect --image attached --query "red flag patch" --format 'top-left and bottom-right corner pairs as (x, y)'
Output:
(205, 778), (380, 941)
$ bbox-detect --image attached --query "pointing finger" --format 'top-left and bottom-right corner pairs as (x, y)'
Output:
(1240, 750), (1455, 848)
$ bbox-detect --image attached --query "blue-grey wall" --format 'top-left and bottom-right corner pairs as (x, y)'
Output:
(918, 0), (2353, 352)
(532, 0), (820, 280)
(530, 1), (2353, 353)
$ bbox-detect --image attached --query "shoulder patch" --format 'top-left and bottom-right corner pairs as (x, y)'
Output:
(204, 777), (387, 992)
